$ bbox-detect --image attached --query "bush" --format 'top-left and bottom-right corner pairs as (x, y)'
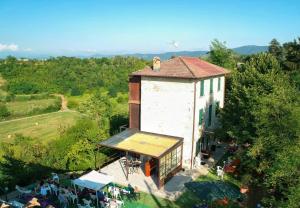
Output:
(0, 103), (10, 119)
(67, 99), (79, 109)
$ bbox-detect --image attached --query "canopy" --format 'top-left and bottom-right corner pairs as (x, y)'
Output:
(100, 129), (183, 158)
(73, 170), (113, 191)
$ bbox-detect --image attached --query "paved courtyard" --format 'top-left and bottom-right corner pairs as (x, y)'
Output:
(100, 143), (227, 200)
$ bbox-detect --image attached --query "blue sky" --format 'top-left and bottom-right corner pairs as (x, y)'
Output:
(0, 0), (299, 54)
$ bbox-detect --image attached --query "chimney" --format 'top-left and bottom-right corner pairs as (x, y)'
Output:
(153, 56), (160, 71)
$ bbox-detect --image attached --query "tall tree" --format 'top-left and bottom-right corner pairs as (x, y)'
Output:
(208, 39), (236, 69)
(268, 38), (284, 63)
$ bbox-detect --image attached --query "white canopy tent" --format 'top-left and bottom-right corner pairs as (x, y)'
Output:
(72, 170), (113, 207)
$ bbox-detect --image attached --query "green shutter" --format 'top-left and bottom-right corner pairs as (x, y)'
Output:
(218, 77), (221, 91)
(210, 78), (213, 93)
(200, 80), (204, 96)
(199, 109), (203, 125)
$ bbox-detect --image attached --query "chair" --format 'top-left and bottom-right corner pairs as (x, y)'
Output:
(112, 188), (121, 199)
(217, 166), (224, 180)
(68, 192), (78, 204)
(194, 155), (202, 168)
(89, 193), (97, 201)
(15, 185), (31, 197)
(116, 200), (124, 208)
(82, 198), (92, 206)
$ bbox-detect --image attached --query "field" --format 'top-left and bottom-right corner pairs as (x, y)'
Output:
(6, 98), (60, 117)
(0, 111), (82, 144)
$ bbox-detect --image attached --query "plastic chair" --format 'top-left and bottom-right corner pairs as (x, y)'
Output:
(217, 166), (224, 180)
(116, 200), (124, 208)
(68, 192), (78, 204)
(83, 198), (92, 206)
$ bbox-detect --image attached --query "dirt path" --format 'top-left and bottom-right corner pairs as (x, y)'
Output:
(52, 94), (68, 111)
(0, 111), (63, 124)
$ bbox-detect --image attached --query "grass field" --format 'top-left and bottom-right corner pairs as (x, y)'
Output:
(0, 111), (82, 144)
(6, 98), (60, 117)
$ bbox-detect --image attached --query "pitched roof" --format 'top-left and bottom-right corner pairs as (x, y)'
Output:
(132, 56), (230, 79)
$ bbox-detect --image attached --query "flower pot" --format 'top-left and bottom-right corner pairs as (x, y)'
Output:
(240, 186), (249, 194)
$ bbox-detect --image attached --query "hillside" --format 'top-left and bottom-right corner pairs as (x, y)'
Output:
(0, 45), (268, 60)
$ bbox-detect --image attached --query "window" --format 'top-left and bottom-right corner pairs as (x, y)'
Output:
(199, 109), (204, 125)
(218, 77), (221, 91)
(159, 145), (182, 179)
(208, 104), (212, 126)
(210, 78), (213, 94)
(200, 80), (204, 96)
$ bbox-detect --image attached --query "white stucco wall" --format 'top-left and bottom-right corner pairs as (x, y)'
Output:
(140, 75), (226, 168)
(140, 77), (194, 162)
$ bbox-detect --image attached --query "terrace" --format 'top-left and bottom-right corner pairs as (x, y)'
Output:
(98, 129), (229, 200)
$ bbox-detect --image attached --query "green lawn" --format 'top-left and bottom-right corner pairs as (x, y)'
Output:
(0, 111), (81, 143)
(6, 98), (60, 117)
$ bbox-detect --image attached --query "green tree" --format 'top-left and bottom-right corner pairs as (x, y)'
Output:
(268, 38), (284, 63)
(208, 39), (236, 69)
(79, 90), (112, 134)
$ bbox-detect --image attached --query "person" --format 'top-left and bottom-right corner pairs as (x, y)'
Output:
(96, 190), (105, 202)
(58, 192), (68, 208)
(40, 184), (49, 198)
(26, 197), (41, 208)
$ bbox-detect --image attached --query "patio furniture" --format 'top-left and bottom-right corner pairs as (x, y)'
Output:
(15, 185), (31, 197)
(73, 170), (113, 207)
(116, 199), (124, 208)
(89, 193), (97, 201)
(132, 186), (140, 200)
(83, 198), (92, 206)
(8, 200), (24, 208)
(111, 187), (121, 199)
(68, 192), (78, 204)
(217, 166), (224, 180)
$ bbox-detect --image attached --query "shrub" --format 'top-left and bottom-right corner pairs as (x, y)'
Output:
(0, 103), (10, 119)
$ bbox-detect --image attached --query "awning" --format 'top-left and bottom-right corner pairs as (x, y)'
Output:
(72, 170), (113, 191)
(99, 129), (183, 158)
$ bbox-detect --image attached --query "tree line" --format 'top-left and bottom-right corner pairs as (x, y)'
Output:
(209, 38), (300, 207)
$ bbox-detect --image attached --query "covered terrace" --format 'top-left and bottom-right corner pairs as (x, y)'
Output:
(99, 129), (184, 190)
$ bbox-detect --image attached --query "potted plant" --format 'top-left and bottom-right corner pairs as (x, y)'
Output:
(240, 174), (252, 194)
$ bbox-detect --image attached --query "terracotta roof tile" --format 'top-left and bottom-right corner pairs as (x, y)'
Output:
(132, 56), (230, 79)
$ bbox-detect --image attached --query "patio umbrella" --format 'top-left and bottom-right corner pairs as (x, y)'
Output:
(184, 181), (242, 202)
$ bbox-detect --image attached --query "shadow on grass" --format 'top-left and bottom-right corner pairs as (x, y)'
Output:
(0, 155), (64, 191)
(143, 180), (176, 208)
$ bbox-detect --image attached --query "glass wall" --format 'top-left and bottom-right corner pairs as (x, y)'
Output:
(159, 145), (182, 179)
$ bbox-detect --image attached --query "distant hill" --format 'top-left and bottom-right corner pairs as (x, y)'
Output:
(232, 45), (268, 55)
(92, 45), (268, 60)
(0, 45), (268, 59)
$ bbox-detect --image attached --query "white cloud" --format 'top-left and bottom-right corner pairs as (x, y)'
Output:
(0, 43), (19, 52)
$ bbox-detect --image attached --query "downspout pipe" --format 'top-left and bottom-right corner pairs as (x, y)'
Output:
(190, 81), (197, 169)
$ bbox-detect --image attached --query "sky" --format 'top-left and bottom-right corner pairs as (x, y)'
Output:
(0, 0), (300, 55)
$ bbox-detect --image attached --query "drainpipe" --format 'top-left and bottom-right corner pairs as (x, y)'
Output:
(190, 81), (197, 169)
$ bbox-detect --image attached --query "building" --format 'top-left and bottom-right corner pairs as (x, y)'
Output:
(129, 56), (229, 168)
(100, 56), (229, 188)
